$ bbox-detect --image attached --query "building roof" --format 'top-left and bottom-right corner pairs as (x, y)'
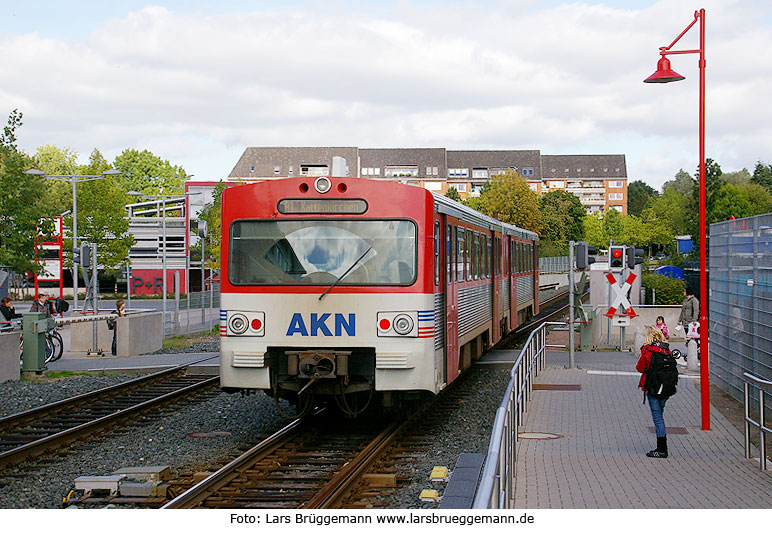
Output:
(229, 147), (359, 178)
(541, 154), (627, 179)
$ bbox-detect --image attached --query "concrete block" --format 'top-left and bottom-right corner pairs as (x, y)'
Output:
(0, 331), (20, 383)
(112, 465), (171, 482)
(70, 311), (162, 356)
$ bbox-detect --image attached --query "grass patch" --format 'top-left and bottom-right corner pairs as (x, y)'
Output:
(21, 370), (120, 382)
(162, 330), (218, 350)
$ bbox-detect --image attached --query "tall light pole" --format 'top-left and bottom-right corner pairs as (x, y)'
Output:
(644, 8), (709, 430)
(25, 168), (122, 310)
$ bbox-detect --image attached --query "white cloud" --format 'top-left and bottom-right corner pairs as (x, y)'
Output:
(0, 0), (770, 190)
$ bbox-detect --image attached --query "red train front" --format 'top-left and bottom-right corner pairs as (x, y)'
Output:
(219, 176), (538, 416)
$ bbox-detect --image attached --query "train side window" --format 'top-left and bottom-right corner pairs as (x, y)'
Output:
(450, 225), (456, 283)
(486, 235), (492, 277)
(518, 242), (523, 273)
(476, 233), (482, 280)
(457, 226), (464, 282)
(434, 221), (440, 286)
(464, 229), (474, 280)
(470, 232), (477, 280)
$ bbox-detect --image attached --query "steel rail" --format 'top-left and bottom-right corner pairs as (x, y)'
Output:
(0, 374), (219, 467)
(162, 416), (314, 508)
(304, 417), (406, 508)
(0, 355), (218, 429)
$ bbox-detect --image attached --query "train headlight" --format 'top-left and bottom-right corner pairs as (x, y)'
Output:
(393, 314), (414, 335)
(229, 313), (249, 335)
(225, 311), (265, 336)
(377, 311), (418, 337)
(314, 177), (332, 194)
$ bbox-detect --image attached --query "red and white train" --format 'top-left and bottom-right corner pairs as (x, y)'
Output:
(219, 176), (539, 416)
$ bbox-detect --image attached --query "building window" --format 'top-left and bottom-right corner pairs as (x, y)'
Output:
(472, 168), (488, 179)
(424, 182), (442, 191)
(590, 168), (595, 172)
(448, 168), (469, 178)
(451, 183), (467, 192)
(274, 166), (281, 174)
(610, 205), (623, 212)
(609, 192), (624, 201)
(432, 166), (438, 175)
(551, 168), (556, 172)
(564, 168), (570, 173)
(250, 166), (255, 173)
(615, 168), (621, 172)
(609, 181), (624, 188)
(529, 183), (538, 192)
(385, 165), (418, 177)
(289, 166), (294, 174)
(522, 168), (534, 176)
(548, 181), (565, 189)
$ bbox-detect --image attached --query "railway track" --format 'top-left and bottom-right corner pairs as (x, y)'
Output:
(162, 410), (406, 509)
(0, 359), (219, 468)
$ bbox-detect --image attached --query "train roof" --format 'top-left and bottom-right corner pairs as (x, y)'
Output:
(432, 192), (539, 241)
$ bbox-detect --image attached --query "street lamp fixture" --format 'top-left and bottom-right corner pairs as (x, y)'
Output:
(643, 8), (709, 430)
(25, 168), (123, 310)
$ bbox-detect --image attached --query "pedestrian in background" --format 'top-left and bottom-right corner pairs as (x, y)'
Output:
(656, 315), (670, 340)
(678, 287), (699, 330)
(30, 292), (52, 318)
(109, 300), (126, 356)
(1, 297), (23, 322)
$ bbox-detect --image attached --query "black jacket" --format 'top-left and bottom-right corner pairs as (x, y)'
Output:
(1, 305), (23, 321)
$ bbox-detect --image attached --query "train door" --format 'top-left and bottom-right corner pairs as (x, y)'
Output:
(444, 219), (459, 382)
(491, 233), (500, 344)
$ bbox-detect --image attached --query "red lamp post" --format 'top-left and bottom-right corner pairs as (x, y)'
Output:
(644, 8), (709, 430)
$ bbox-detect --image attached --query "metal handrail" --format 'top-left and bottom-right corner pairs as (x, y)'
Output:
(473, 321), (566, 508)
(742, 371), (772, 470)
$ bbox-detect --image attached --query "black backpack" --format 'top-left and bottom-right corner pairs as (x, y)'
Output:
(54, 297), (70, 314)
(644, 344), (678, 400)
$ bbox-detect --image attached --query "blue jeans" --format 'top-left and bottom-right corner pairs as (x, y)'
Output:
(647, 393), (668, 437)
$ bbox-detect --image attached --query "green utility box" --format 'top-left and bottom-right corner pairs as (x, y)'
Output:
(22, 313), (55, 372)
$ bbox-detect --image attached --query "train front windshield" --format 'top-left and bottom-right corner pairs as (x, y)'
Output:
(229, 220), (417, 286)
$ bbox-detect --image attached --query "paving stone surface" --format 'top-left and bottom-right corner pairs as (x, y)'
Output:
(492, 349), (772, 509)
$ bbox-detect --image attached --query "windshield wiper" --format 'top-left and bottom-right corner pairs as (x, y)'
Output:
(319, 246), (372, 301)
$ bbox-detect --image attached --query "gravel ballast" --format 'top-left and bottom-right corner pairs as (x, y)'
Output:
(0, 363), (516, 509)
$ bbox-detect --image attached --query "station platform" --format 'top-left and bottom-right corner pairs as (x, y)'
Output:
(479, 348), (772, 508)
(38, 326), (219, 373)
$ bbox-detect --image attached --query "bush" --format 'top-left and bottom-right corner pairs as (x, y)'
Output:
(642, 273), (685, 305)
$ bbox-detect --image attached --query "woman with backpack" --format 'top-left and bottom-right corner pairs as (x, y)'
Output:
(636, 325), (678, 459)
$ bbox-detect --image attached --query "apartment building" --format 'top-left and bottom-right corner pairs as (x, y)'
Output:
(540, 154), (628, 214)
(227, 147), (627, 213)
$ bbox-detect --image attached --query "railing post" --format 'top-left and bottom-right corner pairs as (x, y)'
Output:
(760, 389), (767, 471)
(744, 381), (751, 460)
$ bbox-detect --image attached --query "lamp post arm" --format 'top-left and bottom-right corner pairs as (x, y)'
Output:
(659, 10), (702, 54)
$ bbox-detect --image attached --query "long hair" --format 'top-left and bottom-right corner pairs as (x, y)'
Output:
(644, 325), (665, 345)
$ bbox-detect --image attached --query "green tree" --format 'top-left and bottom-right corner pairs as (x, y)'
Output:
(113, 149), (187, 195)
(662, 168), (695, 196)
(445, 187), (462, 202)
(582, 212), (607, 249)
(602, 208), (624, 243)
(538, 190), (585, 254)
(33, 144), (82, 217)
(627, 180), (658, 217)
(751, 161), (772, 193)
(66, 149), (133, 270)
(722, 168), (751, 186)
(0, 110), (51, 272)
(476, 170), (542, 233)
(644, 187), (690, 237)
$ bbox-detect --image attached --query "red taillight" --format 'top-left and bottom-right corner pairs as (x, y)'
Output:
(251, 318), (262, 330)
(379, 318), (391, 330)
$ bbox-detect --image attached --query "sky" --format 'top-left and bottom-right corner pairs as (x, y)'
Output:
(2, 0), (771, 191)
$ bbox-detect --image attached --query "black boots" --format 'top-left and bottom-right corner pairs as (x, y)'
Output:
(646, 436), (668, 458)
